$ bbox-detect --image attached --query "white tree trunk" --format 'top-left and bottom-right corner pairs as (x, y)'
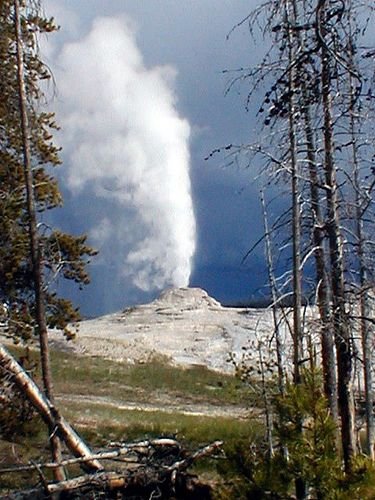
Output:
(0, 344), (102, 472)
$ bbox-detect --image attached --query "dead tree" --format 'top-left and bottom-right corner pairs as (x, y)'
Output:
(316, 0), (356, 471)
(261, 190), (285, 395)
(294, 0), (339, 425)
(0, 435), (221, 499)
(347, 20), (374, 459)
(0, 344), (102, 472)
(286, 0), (304, 389)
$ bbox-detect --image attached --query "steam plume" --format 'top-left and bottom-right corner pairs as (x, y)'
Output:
(54, 16), (196, 292)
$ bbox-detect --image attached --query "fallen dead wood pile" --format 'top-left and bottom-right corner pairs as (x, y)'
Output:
(0, 438), (222, 499)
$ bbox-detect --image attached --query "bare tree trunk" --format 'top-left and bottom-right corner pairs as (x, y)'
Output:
(359, 290), (375, 459)
(287, 0), (303, 389)
(347, 34), (374, 458)
(14, 0), (64, 478)
(286, 1), (305, 496)
(257, 336), (274, 460)
(261, 190), (285, 395)
(316, 0), (356, 472)
(301, 85), (339, 426)
(0, 344), (102, 472)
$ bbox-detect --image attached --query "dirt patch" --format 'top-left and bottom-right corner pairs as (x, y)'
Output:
(56, 393), (250, 419)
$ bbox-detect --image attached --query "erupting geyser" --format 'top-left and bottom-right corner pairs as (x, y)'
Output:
(54, 16), (196, 293)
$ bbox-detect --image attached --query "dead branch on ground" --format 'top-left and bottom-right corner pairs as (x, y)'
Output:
(0, 440), (222, 499)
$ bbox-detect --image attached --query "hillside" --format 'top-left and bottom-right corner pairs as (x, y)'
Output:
(49, 287), (280, 372)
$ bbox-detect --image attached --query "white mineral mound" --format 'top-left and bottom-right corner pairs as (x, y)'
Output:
(50, 287), (285, 372)
(154, 287), (222, 310)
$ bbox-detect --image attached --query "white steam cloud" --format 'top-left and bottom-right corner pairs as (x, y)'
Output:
(54, 17), (196, 292)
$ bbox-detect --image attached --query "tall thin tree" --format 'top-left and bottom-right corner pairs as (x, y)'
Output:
(13, 0), (65, 479)
(316, 0), (356, 471)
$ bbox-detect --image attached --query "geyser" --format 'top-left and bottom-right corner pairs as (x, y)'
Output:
(54, 16), (196, 293)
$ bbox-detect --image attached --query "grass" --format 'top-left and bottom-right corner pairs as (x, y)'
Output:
(0, 344), (263, 493)
(0, 419), (53, 491)
(51, 350), (251, 405)
(2, 344), (262, 446)
(6, 344), (254, 406)
(59, 400), (261, 447)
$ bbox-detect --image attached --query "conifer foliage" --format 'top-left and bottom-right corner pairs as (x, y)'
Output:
(0, 0), (97, 342)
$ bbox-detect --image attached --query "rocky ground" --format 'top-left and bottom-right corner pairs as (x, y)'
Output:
(49, 287), (287, 373)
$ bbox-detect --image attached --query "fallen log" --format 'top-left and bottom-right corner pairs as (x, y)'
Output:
(0, 344), (102, 472)
(2, 471), (213, 499)
(1, 440), (222, 499)
(0, 438), (185, 474)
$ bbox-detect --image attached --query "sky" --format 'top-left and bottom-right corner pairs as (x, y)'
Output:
(42, 0), (270, 316)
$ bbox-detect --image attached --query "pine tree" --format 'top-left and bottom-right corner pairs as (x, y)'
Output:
(0, 0), (97, 478)
(0, 0), (97, 343)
